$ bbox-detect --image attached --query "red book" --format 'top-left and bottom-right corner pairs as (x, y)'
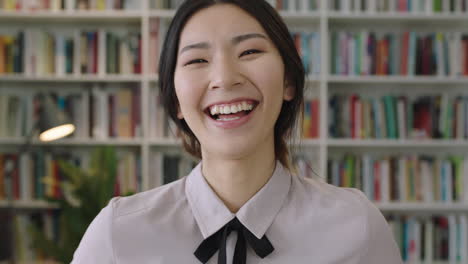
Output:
(294, 33), (301, 57)
(134, 35), (142, 74)
(276, 0), (282, 10)
(421, 35), (433, 75)
(375, 39), (382, 75)
(53, 161), (61, 199)
(401, 32), (409, 75)
(383, 36), (389, 75)
(464, 37), (468, 75)
(413, 97), (432, 138)
(374, 162), (381, 201)
(114, 177), (121, 196)
(398, 0), (407, 11)
(310, 99), (320, 138)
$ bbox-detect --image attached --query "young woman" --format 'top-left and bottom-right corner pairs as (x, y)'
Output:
(72, 0), (403, 263)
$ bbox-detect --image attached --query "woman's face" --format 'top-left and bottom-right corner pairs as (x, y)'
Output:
(174, 3), (294, 160)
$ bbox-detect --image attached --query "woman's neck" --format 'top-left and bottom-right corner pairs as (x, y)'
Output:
(201, 140), (276, 213)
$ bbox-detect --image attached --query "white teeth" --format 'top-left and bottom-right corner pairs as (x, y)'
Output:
(218, 116), (240, 121)
(208, 100), (255, 116)
(210, 105), (218, 116)
(242, 101), (248, 110)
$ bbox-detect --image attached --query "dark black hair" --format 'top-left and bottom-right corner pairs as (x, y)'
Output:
(158, 0), (305, 169)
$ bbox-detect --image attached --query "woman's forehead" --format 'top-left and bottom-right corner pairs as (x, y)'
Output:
(178, 4), (268, 46)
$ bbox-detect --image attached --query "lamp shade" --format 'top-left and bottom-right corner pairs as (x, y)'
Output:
(38, 94), (75, 142)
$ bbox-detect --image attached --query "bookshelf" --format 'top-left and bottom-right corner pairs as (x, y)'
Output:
(1, 0), (468, 262)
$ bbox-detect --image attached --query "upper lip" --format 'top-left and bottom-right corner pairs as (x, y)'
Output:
(204, 98), (259, 111)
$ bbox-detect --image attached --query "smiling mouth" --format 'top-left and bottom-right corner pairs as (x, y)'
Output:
(204, 102), (259, 122)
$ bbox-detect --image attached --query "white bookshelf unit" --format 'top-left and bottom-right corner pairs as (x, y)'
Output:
(1, 0), (468, 262)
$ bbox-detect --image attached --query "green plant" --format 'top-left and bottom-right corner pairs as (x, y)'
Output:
(30, 146), (131, 263)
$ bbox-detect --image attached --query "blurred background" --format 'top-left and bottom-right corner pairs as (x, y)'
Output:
(1, 0), (468, 263)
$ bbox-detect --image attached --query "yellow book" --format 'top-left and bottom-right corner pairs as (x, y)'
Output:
(116, 89), (133, 138)
(3, 36), (14, 73)
(5, 0), (16, 10)
(47, 33), (55, 74)
(0, 37), (5, 74)
(0, 154), (4, 199)
(97, 0), (106, 10)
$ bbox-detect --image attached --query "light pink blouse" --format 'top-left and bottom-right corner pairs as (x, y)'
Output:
(71, 161), (403, 264)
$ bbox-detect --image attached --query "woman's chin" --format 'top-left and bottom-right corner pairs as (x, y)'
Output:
(202, 141), (260, 161)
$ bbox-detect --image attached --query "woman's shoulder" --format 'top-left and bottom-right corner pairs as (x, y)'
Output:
(109, 176), (189, 219)
(292, 174), (376, 218)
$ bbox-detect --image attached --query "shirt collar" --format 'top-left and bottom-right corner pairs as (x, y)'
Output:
(185, 160), (291, 240)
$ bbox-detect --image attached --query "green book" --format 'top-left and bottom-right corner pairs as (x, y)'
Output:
(383, 95), (397, 139)
(433, 0), (442, 12)
(444, 97), (453, 139)
(449, 156), (463, 201)
(331, 32), (337, 75)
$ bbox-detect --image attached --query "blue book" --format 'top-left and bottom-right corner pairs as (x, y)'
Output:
(302, 32), (310, 74)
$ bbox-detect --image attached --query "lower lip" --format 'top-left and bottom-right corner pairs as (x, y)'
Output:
(208, 106), (256, 129)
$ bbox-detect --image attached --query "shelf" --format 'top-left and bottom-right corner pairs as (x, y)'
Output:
(149, 9), (176, 19)
(148, 9), (321, 23)
(0, 138), (143, 147)
(0, 200), (59, 210)
(327, 139), (468, 148)
(328, 75), (468, 84)
(328, 12), (468, 22)
(279, 11), (321, 23)
(377, 202), (468, 213)
(147, 138), (322, 148)
(148, 74), (320, 83)
(149, 138), (181, 147)
(2, 200), (466, 213)
(148, 74), (159, 82)
(0, 10), (142, 22)
(0, 74), (143, 83)
(291, 138), (321, 147)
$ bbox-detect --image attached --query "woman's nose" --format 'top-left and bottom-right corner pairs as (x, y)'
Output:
(208, 56), (244, 90)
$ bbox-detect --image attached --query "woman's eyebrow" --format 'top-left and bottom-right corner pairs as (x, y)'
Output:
(179, 33), (267, 55)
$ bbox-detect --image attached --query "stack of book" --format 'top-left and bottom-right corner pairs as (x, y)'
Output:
(0, 150), (141, 201)
(330, 31), (468, 77)
(328, 153), (468, 203)
(291, 31), (321, 76)
(387, 214), (468, 263)
(0, 0), (140, 11)
(0, 86), (142, 140)
(330, 0), (468, 13)
(0, 29), (141, 77)
(302, 98), (320, 138)
(329, 93), (468, 140)
(265, 0), (320, 12)
(4, 211), (59, 263)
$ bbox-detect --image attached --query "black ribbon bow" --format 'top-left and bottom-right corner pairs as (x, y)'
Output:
(194, 217), (274, 264)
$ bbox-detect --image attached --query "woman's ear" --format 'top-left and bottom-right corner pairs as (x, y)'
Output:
(283, 80), (295, 101)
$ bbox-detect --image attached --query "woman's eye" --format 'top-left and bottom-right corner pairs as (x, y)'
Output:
(185, 59), (207, 66)
(240, 49), (262, 57)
